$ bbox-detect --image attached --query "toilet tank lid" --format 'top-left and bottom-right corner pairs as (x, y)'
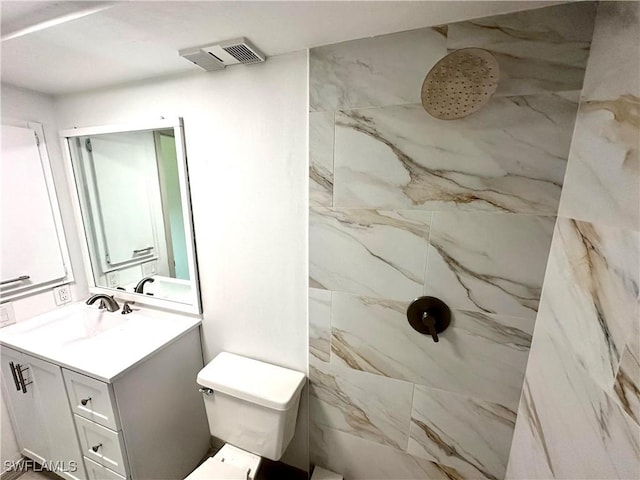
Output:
(197, 352), (305, 411)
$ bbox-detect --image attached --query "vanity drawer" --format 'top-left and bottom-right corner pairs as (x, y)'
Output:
(64, 369), (120, 430)
(84, 457), (126, 480)
(74, 415), (128, 477)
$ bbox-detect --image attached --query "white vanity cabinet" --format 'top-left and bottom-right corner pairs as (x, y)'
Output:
(0, 311), (210, 480)
(61, 328), (210, 480)
(0, 347), (87, 480)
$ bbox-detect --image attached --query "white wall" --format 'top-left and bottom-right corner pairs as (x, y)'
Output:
(53, 51), (309, 469)
(0, 84), (91, 472)
(1, 85), (90, 319)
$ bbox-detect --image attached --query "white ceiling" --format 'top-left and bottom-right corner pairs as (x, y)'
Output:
(1, 1), (561, 96)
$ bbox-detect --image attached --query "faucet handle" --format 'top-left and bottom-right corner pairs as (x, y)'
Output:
(121, 302), (133, 315)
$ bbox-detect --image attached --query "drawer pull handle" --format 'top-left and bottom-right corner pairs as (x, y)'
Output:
(91, 443), (102, 453)
(81, 397), (92, 406)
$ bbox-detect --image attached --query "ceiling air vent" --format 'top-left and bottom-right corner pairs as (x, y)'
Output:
(221, 38), (265, 65)
(179, 37), (266, 72)
(178, 47), (225, 72)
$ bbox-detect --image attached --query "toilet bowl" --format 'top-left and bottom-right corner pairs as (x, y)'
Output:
(185, 352), (306, 479)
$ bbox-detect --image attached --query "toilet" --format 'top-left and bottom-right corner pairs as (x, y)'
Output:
(185, 352), (306, 480)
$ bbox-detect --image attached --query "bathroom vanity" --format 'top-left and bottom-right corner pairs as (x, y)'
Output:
(0, 303), (210, 480)
(1, 115), (209, 479)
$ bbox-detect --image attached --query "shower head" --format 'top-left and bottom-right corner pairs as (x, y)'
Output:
(421, 48), (499, 120)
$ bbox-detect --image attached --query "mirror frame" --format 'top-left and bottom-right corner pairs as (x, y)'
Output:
(60, 117), (202, 315)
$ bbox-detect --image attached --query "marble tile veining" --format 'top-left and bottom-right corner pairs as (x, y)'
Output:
(330, 292), (533, 408)
(408, 385), (517, 480)
(309, 208), (431, 301)
(447, 2), (597, 97)
(425, 211), (555, 319)
(310, 420), (469, 480)
(558, 1), (640, 231)
(308, 2), (606, 477)
(573, 2), (639, 103)
(559, 95), (640, 231)
(333, 95), (578, 214)
(535, 218), (639, 391)
(309, 288), (332, 362)
(310, 111), (334, 207)
(309, 357), (413, 450)
(613, 346), (640, 427)
(506, 314), (640, 480)
(310, 27), (446, 112)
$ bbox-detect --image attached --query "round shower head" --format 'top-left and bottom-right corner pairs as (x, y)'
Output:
(421, 48), (499, 120)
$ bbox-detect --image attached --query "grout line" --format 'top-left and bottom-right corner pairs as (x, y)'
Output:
(331, 109), (336, 209)
(405, 382), (417, 453)
(328, 289), (333, 366)
(423, 211), (434, 295)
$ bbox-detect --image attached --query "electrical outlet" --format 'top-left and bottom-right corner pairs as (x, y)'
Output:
(0, 303), (16, 328)
(53, 285), (71, 305)
(142, 261), (157, 276)
(106, 271), (120, 288)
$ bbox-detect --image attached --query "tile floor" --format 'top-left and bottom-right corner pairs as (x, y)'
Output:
(13, 471), (58, 480)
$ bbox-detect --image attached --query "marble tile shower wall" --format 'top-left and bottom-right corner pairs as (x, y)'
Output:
(308, 3), (597, 479)
(506, 3), (640, 479)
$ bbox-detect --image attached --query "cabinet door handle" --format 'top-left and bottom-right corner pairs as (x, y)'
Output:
(91, 443), (102, 453)
(80, 397), (92, 406)
(9, 362), (22, 391)
(15, 364), (28, 394)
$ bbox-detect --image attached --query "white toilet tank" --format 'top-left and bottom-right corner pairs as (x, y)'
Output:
(197, 352), (306, 461)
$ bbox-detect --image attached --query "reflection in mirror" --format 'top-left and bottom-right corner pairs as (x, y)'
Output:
(63, 119), (200, 313)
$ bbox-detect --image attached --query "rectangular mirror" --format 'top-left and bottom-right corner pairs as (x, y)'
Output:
(60, 118), (201, 314)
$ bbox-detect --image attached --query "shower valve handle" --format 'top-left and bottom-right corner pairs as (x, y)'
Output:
(422, 313), (439, 342)
(406, 296), (451, 343)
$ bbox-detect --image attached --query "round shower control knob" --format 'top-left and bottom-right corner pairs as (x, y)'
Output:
(406, 296), (451, 342)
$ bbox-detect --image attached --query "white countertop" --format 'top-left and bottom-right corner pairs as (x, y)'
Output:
(0, 302), (201, 383)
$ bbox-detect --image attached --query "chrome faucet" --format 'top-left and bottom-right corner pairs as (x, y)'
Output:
(86, 294), (120, 312)
(134, 277), (155, 294)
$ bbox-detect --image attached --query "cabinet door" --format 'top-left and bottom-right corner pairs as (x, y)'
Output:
(0, 124), (67, 293)
(0, 348), (87, 480)
(28, 354), (87, 480)
(0, 347), (49, 464)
